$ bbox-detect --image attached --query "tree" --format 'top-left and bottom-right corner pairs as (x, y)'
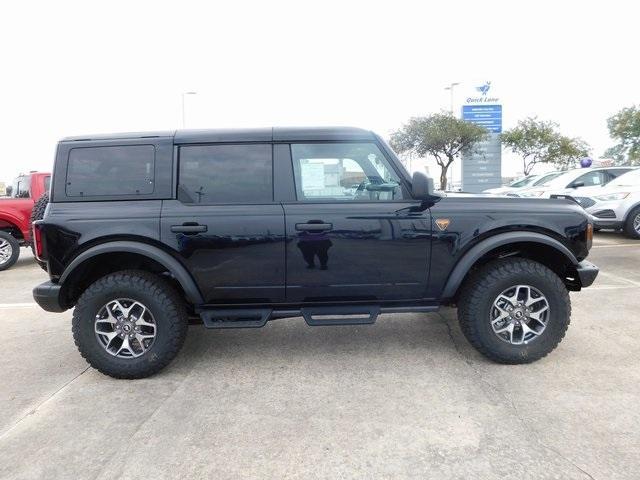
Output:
(390, 113), (488, 190)
(551, 136), (591, 171)
(605, 105), (640, 165)
(501, 117), (590, 175)
(602, 144), (626, 165)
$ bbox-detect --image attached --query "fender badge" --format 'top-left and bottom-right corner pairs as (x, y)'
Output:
(435, 218), (450, 231)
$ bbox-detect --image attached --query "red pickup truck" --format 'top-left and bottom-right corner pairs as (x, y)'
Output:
(0, 172), (51, 271)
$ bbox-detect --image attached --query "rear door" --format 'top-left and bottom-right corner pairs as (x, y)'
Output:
(160, 143), (286, 304)
(279, 142), (432, 303)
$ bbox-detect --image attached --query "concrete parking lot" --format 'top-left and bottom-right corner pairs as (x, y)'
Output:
(1, 233), (639, 480)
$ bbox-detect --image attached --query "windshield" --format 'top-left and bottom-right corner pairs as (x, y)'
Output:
(532, 172), (562, 186)
(608, 168), (640, 187)
(509, 176), (536, 187)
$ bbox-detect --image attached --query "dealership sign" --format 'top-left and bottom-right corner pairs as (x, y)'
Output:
(461, 81), (502, 193)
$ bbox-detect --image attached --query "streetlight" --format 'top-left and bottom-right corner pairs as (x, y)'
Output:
(181, 91), (197, 128)
(444, 82), (460, 115)
(444, 82), (460, 189)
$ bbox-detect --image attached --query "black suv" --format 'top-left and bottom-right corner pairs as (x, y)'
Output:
(32, 127), (599, 378)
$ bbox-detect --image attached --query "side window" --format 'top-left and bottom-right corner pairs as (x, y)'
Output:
(607, 169), (630, 179)
(16, 178), (31, 198)
(290, 143), (404, 201)
(66, 145), (155, 197)
(570, 171), (604, 187)
(178, 144), (272, 204)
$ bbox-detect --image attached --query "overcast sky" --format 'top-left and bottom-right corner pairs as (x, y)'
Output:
(1, 0), (638, 183)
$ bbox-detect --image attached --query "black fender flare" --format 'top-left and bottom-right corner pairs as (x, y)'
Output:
(59, 241), (204, 304)
(441, 232), (578, 299)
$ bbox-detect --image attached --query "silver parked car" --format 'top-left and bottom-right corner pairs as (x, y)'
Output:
(578, 168), (640, 238)
(483, 171), (562, 195)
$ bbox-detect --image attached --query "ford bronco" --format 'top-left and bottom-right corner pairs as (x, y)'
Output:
(32, 127), (598, 378)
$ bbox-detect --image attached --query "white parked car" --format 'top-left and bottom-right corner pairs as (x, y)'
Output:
(576, 168), (640, 238)
(515, 167), (635, 198)
(483, 173), (557, 195)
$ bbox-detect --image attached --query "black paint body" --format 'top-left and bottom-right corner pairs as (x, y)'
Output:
(36, 127), (596, 311)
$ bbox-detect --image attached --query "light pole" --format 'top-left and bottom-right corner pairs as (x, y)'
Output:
(444, 82), (460, 115)
(181, 91), (197, 128)
(444, 82), (460, 189)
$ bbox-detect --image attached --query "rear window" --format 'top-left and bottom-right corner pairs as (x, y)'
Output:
(11, 176), (30, 198)
(66, 145), (155, 197)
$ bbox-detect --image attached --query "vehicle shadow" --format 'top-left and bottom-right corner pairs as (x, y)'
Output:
(166, 312), (466, 375)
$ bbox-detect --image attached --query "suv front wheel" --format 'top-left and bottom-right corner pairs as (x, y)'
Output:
(72, 270), (188, 379)
(457, 258), (571, 364)
(624, 206), (640, 239)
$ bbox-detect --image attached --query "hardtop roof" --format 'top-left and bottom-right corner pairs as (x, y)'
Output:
(62, 126), (376, 143)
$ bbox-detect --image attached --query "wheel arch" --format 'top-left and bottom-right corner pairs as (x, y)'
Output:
(59, 241), (204, 308)
(623, 202), (640, 222)
(0, 217), (24, 240)
(441, 232), (580, 301)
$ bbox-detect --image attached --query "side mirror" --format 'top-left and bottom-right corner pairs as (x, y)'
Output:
(571, 181), (585, 189)
(411, 171), (435, 199)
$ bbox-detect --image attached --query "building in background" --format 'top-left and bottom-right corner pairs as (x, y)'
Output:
(461, 81), (502, 192)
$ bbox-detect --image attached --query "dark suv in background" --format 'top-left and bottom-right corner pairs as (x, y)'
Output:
(33, 127), (598, 378)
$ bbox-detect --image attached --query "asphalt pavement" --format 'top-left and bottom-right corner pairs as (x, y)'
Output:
(0, 232), (639, 479)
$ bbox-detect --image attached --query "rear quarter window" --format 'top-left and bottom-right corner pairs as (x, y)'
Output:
(66, 145), (155, 197)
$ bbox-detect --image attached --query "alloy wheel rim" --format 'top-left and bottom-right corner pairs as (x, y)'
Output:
(490, 285), (550, 345)
(634, 213), (640, 234)
(94, 299), (157, 358)
(0, 239), (12, 265)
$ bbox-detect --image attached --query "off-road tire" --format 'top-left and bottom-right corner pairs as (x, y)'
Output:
(29, 193), (49, 270)
(0, 231), (20, 271)
(72, 270), (189, 379)
(457, 258), (571, 364)
(623, 206), (640, 239)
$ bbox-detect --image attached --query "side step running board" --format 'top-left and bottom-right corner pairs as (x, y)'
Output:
(200, 309), (271, 329)
(198, 304), (439, 329)
(301, 305), (379, 326)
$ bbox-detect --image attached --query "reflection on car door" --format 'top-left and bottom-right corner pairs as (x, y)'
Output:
(281, 142), (432, 303)
(161, 143), (286, 304)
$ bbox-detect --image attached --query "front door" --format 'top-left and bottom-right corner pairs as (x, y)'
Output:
(161, 143), (286, 304)
(282, 142), (431, 303)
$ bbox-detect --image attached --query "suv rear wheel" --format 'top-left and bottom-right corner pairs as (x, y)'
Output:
(0, 231), (20, 271)
(623, 206), (640, 239)
(72, 270), (188, 379)
(457, 258), (570, 364)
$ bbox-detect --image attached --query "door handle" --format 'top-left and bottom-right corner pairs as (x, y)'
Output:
(170, 223), (208, 234)
(295, 222), (333, 232)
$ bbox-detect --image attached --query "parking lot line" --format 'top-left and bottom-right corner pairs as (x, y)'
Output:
(598, 271), (640, 287)
(592, 243), (639, 249)
(0, 303), (38, 309)
(588, 285), (639, 291)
